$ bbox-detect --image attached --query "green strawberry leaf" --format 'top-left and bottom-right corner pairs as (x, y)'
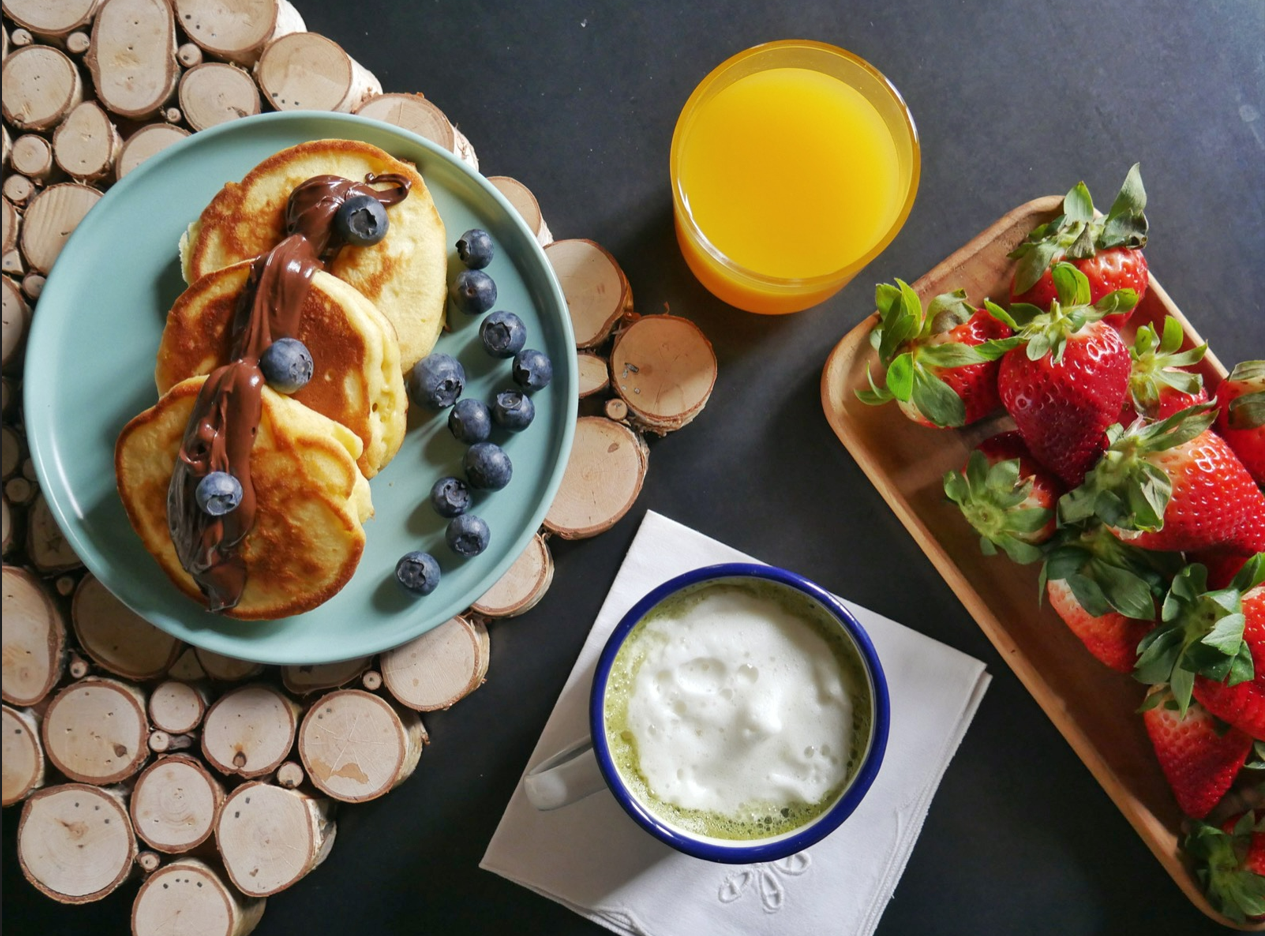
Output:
(1227, 360), (1265, 382)
(855, 363), (895, 406)
(1066, 572), (1112, 618)
(917, 342), (993, 369)
(1092, 288), (1139, 319)
(1099, 163), (1149, 250)
(909, 366), (965, 427)
(1229, 388), (1265, 430)
(1051, 262), (1092, 307)
(983, 299), (1018, 330)
(1170, 665), (1196, 716)
(1093, 561), (1156, 620)
(1062, 181), (1095, 225)
(998, 538), (1045, 565)
(886, 352), (915, 402)
(1159, 315), (1184, 354)
(1230, 554), (1265, 593)
(925, 289), (975, 335)
(1134, 626), (1184, 686)
(1012, 240), (1061, 295)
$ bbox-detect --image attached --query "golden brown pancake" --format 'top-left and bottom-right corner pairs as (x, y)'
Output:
(155, 262), (407, 478)
(115, 377), (373, 621)
(181, 139), (447, 371)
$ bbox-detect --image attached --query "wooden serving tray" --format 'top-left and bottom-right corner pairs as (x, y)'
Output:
(820, 196), (1258, 929)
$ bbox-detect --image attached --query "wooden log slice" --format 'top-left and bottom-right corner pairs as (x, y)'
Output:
(3, 269), (32, 369)
(65, 31), (91, 55)
(67, 649), (91, 679)
(487, 175), (552, 246)
(21, 271), (45, 300)
(135, 850), (162, 873)
(29, 492), (84, 573)
(2, 0), (103, 40)
(255, 32), (381, 114)
(280, 655), (372, 695)
(2, 565), (66, 706)
(2, 425), (21, 479)
(2, 704), (45, 805)
(130, 754), (225, 853)
(177, 42), (204, 68)
(116, 121), (189, 179)
(274, 761), (304, 789)
(604, 397), (629, 421)
(1, 45), (84, 132)
(576, 351), (610, 398)
(173, 0), (305, 67)
(72, 573), (183, 680)
(195, 647), (263, 682)
(86, 0), (178, 120)
(52, 101), (121, 183)
(298, 689), (423, 802)
(3, 174), (36, 207)
(609, 314), (717, 434)
(9, 26), (33, 49)
(2, 493), (15, 556)
(149, 729), (195, 754)
(200, 683), (298, 778)
(216, 782), (335, 897)
(544, 239), (634, 349)
(360, 669), (382, 691)
(1, 197), (17, 254)
(355, 92), (454, 151)
(179, 62), (262, 131)
(18, 783), (136, 903)
(43, 677), (150, 783)
(10, 133), (56, 182)
(381, 615), (490, 711)
(149, 679), (209, 734)
(543, 416), (649, 539)
(19, 182), (102, 274)
(132, 857), (266, 936)
(6, 475), (36, 505)
(469, 532), (554, 619)
(2, 247), (25, 277)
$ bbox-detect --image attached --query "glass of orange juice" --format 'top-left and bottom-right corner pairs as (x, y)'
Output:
(671, 40), (920, 314)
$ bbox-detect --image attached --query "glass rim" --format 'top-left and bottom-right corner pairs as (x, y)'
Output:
(670, 39), (921, 291)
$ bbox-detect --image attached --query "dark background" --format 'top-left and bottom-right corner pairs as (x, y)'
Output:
(4, 1), (1264, 934)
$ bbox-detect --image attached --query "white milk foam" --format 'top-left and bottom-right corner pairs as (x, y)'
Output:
(606, 580), (864, 835)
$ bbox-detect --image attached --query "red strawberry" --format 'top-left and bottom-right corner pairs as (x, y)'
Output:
(857, 283), (1010, 428)
(1193, 566), (1265, 741)
(942, 432), (1063, 564)
(988, 263), (1136, 485)
(1215, 361), (1265, 485)
(1122, 316), (1208, 422)
(1061, 404), (1265, 555)
(1194, 514), (1265, 588)
(1183, 810), (1265, 923)
(1047, 578), (1155, 672)
(1142, 691), (1252, 819)
(1009, 164), (1149, 329)
(1040, 524), (1169, 671)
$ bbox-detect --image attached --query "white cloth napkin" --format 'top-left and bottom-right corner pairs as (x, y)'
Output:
(481, 511), (991, 936)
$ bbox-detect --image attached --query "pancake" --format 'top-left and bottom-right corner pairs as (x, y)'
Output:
(180, 139), (447, 371)
(156, 262), (407, 478)
(115, 377), (373, 621)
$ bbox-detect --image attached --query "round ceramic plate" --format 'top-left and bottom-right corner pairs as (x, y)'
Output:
(24, 112), (576, 665)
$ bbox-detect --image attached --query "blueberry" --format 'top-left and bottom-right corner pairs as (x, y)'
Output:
(449, 398), (492, 444)
(409, 353), (465, 410)
(195, 471), (242, 516)
(479, 311), (527, 359)
(259, 337), (313, 393)
(464, 442), (512, 490)
(429, 476), (471, 518)
(335, 194), (389, 247)
(450, 269), (497, 316)
(446, 514), (490, 558)
(512, 349), (553, 392)
(492, 390), (535, 432)
(456, 229), (494, 269)
(395, 551), (440, 595)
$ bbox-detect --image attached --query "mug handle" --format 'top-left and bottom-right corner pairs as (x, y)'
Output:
(523, 736), (608, 810)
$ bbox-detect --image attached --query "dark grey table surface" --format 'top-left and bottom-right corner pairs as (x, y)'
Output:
(4, 2), (1264, 934)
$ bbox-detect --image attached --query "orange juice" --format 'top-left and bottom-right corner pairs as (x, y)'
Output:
(671, 42), (919, 314)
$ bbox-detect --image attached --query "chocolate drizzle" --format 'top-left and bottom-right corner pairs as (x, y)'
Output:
(167, 172), (411, 612)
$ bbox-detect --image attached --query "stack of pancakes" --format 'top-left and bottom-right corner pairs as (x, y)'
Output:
(115, 140), (447, 620)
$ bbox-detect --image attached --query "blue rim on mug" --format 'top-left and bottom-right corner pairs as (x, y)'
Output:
(589, 562), (891, 863)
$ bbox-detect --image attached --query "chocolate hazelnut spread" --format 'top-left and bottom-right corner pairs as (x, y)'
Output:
(167, 173), (411, 612)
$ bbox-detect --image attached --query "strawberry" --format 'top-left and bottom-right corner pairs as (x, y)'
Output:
(1183, 810), (1265, 923)
(1194, 513), (1265, 588)
(1142, 690), (1252, 819)
(987, 263), (1136, 485)
(1193, 560), (1265, 741)
(1215, 361), (1265, 485)
(942, 432), (1063, 564)
(856, 282), (1010, 428)
(1061, 403), (1265, 555)
(1009, 163), (1149, 329)
(1039, 524), (1170, 671)
(1122, 316), (1208, 422)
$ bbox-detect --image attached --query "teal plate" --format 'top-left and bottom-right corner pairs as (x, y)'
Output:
(24, 112), (576, 665)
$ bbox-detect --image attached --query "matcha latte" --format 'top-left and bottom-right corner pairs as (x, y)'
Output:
(603, 578), (873, 841)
